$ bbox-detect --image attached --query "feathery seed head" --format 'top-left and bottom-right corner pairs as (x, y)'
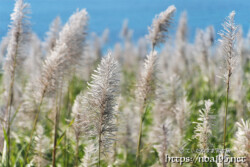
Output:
(0, 37), (9, 64)
(36, 9), (88, 100)
(233, 119), (250, 166)
(120, 19), (133, 41)
(174, 97), (190, 130)
(4, 0), (30, 76)
(85, 52), (120, 154)
(218, 11), (239, 81)
(3, 0), (30, 118)
(176, 11), (188, 43)
(153, 74), (183, 125)
(229, 11), (236, 19)
(152, 119), (173, 165)
(205, 99), (213, 111)
(24, 33), (43, 79)
(31, 125), (49, 167)
(44, 16), (62, 52)
(72, 93), (90, 139)
(148, 5), (176, 48)
(11, 0), (30, 26)
(136, 51), (157, 111)
(57, 9), (88, 65)
(193, 100), (214, 152)
(80, 143), (97, 167)
(38, 43), (68, 98)
(205, 26), (215, 47)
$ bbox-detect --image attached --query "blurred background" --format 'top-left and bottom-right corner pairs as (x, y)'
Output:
(1, 0), (250, 46)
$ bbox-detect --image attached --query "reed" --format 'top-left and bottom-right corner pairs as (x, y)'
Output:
(24, 9), (88, 164)
(218, 11), (238, 167)
(136, 5), (175, 166)
(232, 119), (250, 166)
(78, 53), (120, 166)
(3, 0), (29, 166)
(0, 1), (249, 167)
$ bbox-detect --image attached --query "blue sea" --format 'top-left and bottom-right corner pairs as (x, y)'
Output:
(0, 0), (250, 45)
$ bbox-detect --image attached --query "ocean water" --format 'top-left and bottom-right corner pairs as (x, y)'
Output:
(0, 0), (250, 45)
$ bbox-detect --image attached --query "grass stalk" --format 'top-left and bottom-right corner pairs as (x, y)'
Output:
(64, 84), (72, 166)
(52, 85), (63, 167)
(75, 136), (79, 167)
(63, 130), (68, 166)
(5, 32), (20, 167)
(6, 77), (14, 167)
(136, 114), (143, 167)
(136, 103), (150, 167)
(74, 110), (80, 167)
(52, 105), (59, 167)
(98, 132), (102, 167)
(24, 91), (45, 165)
(222, 70), (231, 167)
(113, 135), (117, 164)
(136, 46), (155, 167)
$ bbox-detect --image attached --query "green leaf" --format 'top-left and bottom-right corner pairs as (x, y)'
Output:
(2, 127), (8, 165)
(57, 118), (74, 146)
(14, 143), (28, 166)
(2, 127), (8, 150)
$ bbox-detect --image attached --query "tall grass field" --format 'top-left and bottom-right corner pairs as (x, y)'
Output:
(0, 0), (249, 166)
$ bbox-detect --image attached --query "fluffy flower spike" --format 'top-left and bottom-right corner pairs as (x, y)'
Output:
(148, 5), (176, 48)
(85, 52), (120, 154)
(218, 11), (239, 81)
(193, 100), (214, 152)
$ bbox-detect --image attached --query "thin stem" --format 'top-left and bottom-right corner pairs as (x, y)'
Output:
(136, 45), (155, 167)
(10, 103), (22, 126)
(53, 85), (62, 167)
(98, 93), (105, 167)
(65, 81), (72, 166)
(6, 75), (14, 167)
(113, 133), (117, 164)
(64, 130), (68, 167)
(98, 132), (102, 167)
(136, 103), (150, 167)
(75, 136), (79, 167)
(5, 31), (20, 167)
(222, 70), (230, 167)
(24, 93), (45, 165)
(136, 115), (143, 167)
(52, 106), (59, 167)
(162, 125), (167, 167)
